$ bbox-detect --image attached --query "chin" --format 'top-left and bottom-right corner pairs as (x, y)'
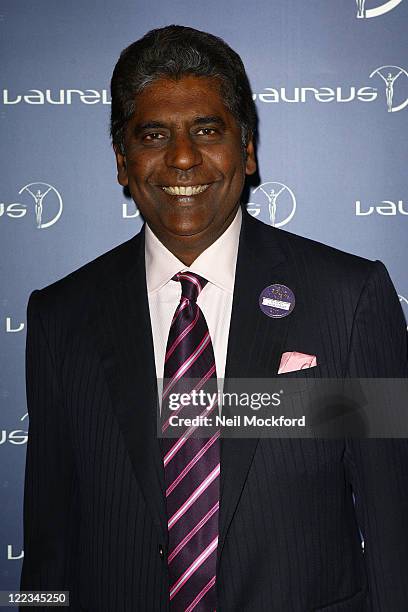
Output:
(167, 223), (209, 238)
(163, 213), (214, 237)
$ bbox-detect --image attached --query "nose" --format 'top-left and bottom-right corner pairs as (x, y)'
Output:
(165, 133), (202, 171)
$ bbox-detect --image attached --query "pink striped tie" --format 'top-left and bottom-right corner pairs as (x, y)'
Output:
(161, 272), (220, 611)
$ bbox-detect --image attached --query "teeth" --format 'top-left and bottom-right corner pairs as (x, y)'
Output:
(162, 184), (209, 196)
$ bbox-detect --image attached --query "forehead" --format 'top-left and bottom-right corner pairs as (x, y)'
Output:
(131, 75), (235, 124)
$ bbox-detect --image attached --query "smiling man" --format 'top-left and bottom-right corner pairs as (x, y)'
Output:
(114, 74), (255, 266)
(21, 25), (408, 612)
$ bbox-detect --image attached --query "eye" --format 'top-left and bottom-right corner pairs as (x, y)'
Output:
(196, 128), (217, 136)
(143, 132), (165, 141)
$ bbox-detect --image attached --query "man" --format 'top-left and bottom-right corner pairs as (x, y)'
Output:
(20, 25), (408, 611)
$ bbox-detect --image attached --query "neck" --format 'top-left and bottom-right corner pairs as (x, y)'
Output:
(151, 205), (240, 266)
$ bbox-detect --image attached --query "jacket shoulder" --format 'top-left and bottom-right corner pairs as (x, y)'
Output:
(255, 217), (377, 280)
(27, 231), (142, 320)
(246, 216), (389, 307)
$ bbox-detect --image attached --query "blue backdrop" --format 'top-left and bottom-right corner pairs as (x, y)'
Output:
(1, 0), (407, 597)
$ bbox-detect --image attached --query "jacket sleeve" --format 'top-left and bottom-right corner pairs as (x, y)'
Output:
(20, 290), (80, 608)
(344, 260), (408, 611)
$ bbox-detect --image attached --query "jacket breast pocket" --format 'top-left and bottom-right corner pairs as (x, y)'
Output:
(313, 586), (368, 611)
(277, 364), (324, 378)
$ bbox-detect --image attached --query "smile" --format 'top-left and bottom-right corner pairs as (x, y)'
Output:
(161, 184), (210, 196)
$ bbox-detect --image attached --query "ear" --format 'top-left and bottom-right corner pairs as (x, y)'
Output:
(244, 137), (257, 176)
(114, 145), (129, 187)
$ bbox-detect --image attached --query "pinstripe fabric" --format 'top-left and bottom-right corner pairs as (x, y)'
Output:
(20, 211), (408, 611)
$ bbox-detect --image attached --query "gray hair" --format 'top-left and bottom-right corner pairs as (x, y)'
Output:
(110, 25), (258, 153)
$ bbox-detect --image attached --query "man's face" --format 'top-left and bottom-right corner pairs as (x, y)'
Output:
(115, 75), (256, 257)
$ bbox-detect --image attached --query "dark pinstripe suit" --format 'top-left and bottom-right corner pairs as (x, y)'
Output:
(20, 211), (408, 611)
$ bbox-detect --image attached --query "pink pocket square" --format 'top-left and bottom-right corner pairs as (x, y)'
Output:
(278, 351), (317, 374)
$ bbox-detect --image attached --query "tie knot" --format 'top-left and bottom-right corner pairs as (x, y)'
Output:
(173, 272), (208, 302)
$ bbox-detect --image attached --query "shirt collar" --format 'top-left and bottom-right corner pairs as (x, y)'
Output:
(145, 206), (242, 295)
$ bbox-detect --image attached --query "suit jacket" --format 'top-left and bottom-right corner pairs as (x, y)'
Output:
(20, 210), (408, 611)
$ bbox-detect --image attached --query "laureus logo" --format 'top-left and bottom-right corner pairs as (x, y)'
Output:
(18, 182), (63, 228)
(369, 66), (408, 112)
(0, 412), (28, 446)
(247, 182), (296, 227)
(356, 0), (404, 18)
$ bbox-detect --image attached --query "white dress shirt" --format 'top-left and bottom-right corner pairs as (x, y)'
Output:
(145, 207), (242, 393)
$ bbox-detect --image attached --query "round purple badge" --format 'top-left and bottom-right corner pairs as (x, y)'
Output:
(259, 284), (295, 318)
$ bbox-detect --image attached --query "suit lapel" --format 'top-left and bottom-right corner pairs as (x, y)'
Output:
(89, 228), (168, 545)
(89, 212), (298, 558)
(218, 210), (294, 562)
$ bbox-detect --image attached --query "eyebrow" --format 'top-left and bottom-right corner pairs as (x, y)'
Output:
(133, 115), (226, 136)
(133, 121), (167, 135)
(191, 116), (226, 128)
